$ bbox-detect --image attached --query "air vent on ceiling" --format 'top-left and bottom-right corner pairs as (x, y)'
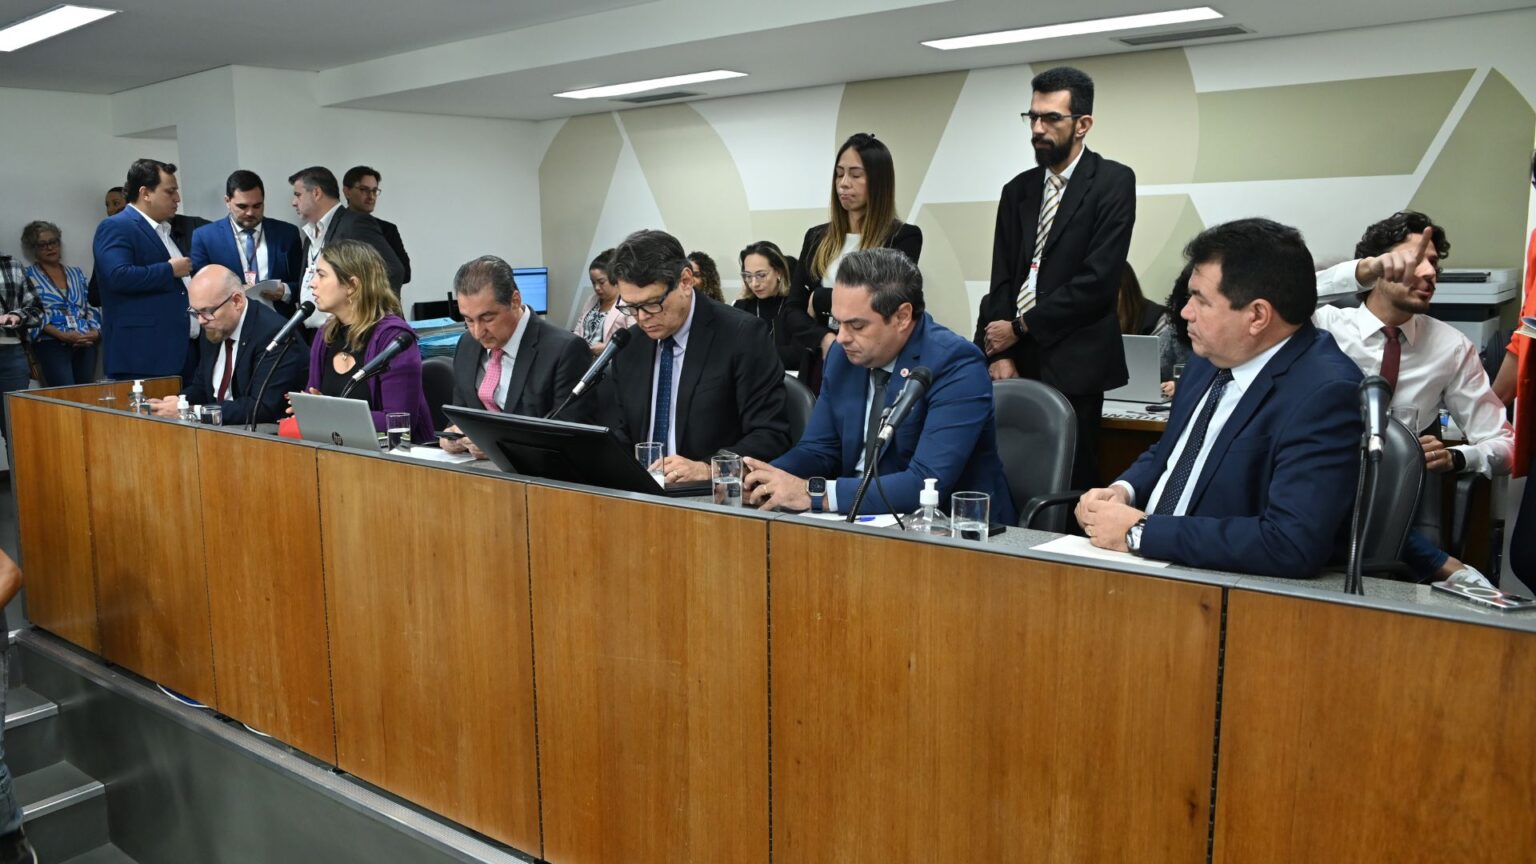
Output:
(1116, 25), (1249, 46)
(614, 90), (701, 105)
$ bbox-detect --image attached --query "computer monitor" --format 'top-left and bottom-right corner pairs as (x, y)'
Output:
(512, 267), (548, 314)
(441, 405), (709, 497)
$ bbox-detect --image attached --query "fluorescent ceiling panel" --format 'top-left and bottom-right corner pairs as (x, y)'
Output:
(923, 7), (1223, 50)
(0, 4), (116, 52)
(554, 69), (747, 100)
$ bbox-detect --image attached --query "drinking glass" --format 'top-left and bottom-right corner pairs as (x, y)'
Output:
(636, 442), (665, 487)
(385, 412), (412, 450)
(711, 454), (743, 507)
(1387, 406), (1419, 435)
(951, 492), (991, 543)
(197, 404), (223, 426)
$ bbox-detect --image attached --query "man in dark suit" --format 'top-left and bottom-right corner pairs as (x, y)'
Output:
(191, 170), (304, 319)
(289, 166), (405, 330)
(975, 66), (1136, 490)
(607, 229), (790, 484)
(743, 248), (1015, 521)
(343, 166), (411, 285)
(92, 158), (196, 379)
(146, 265), (308, 425)
(1075, 219), (1364, 578)
(438, 255), (592, 459)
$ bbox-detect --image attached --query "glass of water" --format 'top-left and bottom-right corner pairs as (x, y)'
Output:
(711, 454), (743, 507)
(636, 442), (665, 487)
(385, 412), (411, 450)
(951, 491), (991, 543)
(197, 404), (223, 426)
(1387, 406), (1419, 435)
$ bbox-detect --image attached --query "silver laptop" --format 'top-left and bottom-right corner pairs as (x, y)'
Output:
(1104, 334), (1165, 404)
(290, 392), (382, 453)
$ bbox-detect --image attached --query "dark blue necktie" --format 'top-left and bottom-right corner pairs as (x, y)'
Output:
(651, 336), (677, 454)
(242, 229), (257, 272)
(1153, 368), (1234, 516)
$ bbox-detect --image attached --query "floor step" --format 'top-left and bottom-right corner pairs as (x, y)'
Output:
(14, 761), (108, 861)
(3, 686), (60, 777)
(4, 686), (57, 729)
(60, 843), (139, 864)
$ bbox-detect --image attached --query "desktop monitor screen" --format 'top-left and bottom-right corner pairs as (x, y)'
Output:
(512, 267), (548, 314)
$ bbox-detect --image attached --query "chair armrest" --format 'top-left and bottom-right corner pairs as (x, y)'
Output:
(1020, 490), (1085, 530)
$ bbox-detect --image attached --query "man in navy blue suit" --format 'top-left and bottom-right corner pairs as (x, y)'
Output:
(744, 248), (1015, 521)
(146, 265), (308, 426)
(1076, 219), (1363, 578)
(92, 158), (196, 379)
(191, 170), (304, 319)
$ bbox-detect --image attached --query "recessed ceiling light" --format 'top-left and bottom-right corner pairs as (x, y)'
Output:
(0, 5), (117, 53)
(922, 7), (1222, 50)
(554, 70), (747, 101)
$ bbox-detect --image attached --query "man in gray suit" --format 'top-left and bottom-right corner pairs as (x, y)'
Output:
(439, 255), (594, 458)
(288, 166), (405, 332)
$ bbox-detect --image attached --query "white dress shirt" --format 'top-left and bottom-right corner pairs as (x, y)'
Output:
(1314, 261), (1514, 476)
(1117, 336), (1292, 515)
(300, 204), (343, 329)
(648, 292), (697, 457)
(230, 217), (270, 283)
(131, 204), (197, 337)
(824, 357), (899, 513)
(473, 308), (532, 411)
(210, 301), (249, 401)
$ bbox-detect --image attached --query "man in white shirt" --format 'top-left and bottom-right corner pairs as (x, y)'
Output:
(1313, 211), (1514, 581)
(289, 166), (405, 332)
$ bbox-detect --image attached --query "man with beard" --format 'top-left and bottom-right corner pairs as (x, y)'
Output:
(973, 65), (1136, 490)
(191, 170), (305, 318)
(1314, 211), (1513, 583)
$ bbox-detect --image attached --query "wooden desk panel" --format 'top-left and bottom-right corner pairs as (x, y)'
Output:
(83, 411), (216, 705)
(27, 377), (180, 406)
(1214, 589), (1536, 863)
(771, 523), (1221, 864)
(529, 487), (769, 864)
(11, 396), (100, 652)
(319, 453), (539, 852)
(198, 432), (334, 761)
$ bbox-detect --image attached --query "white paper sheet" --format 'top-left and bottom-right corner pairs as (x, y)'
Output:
(1031, 534), (1172, 568)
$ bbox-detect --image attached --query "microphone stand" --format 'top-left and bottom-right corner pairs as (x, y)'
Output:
(547, 379), (596, 421)
(339, 361), (390, 400)
(1344, 429), (1385, 595)
(247, 337), (298, 433)
(846, 405), (908, 528)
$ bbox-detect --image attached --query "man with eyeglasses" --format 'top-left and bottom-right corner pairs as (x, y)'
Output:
(147, 264), (308, 425)
(974, 65), (1137, 491)
(606, 229), (790, 485)
(343, 166), (411, 285)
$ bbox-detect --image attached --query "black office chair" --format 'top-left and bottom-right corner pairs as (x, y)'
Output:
(992, 379), (1078, 532)
(1357, 416), (1427, 576)
(783, 373), (816, 446)
(422, 356), (456, 432)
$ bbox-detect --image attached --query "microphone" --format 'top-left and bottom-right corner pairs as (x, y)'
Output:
(350, 331), (417, 384)
(547, 328), (631, 419)
(1359, 375), (1391, 461)
(876, 367), (934, 444)
(265, 301), (316, 353)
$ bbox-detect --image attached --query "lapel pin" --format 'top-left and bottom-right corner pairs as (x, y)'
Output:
(900, 367), (910, 378)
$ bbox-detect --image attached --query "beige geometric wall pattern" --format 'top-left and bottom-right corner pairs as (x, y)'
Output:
(1051, 49), (1200, 187)
(836, 71), (969, 221)
(914, 201), (996, 332)
(540, 112), (623, 313)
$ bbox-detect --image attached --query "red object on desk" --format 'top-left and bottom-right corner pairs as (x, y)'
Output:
(278, 416), (302, 439)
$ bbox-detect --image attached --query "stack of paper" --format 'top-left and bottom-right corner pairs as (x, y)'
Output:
(409, 317), (468, 358)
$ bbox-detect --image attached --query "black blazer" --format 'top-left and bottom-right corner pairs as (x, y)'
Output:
(732, 294), (813, 375)
(609, 295), (791, 461)
(450, 313), (593, 422)
(974, 149), (1135, 395)
(782, 221), (923, 354)
(302, 206), (406, 295)
(183, 299), (310, 425)
(376, 217), (412, 285)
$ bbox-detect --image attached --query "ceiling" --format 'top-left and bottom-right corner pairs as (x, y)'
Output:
(3, 0), (1533, 120)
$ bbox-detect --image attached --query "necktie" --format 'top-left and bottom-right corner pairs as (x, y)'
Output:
(652, 337), (677, 453)
(478, 348), (505, 412)
(216, 340), (235, 401)
(242, 229), (257, 273)
(1017, 173), (1065, 316)
(863, 368), (892, 465)
(1153, 369), (1235, 517)
(1380, 325), (1402, 392)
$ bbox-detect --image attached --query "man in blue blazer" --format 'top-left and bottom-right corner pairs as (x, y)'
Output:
(745, 248), (1015, 522)
(1076, 219), (1363, 578)
(146, 265), (308, 426)
(93, 158), (195, 379)
(191, 170), (304, 319)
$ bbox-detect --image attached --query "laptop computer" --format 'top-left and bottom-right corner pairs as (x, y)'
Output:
(1104, 334), (1165, 404)
(290, 392), (382, 453)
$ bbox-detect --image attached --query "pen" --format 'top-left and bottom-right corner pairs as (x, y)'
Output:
(855, 516), (879, 523)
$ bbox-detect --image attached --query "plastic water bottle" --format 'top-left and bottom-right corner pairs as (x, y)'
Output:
(128, 379), (150, 416)
(905, 478), (950, 537)
(177, 395), (195, 422)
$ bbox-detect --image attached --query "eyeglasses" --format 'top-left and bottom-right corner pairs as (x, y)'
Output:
(350, 185), (382, 197)
(1021, 111), (1085, 126)
(34, 238), (60, 249)
(188, 292), (236, 320)
(740, 271), (775, 284)
(614, 283), (676, 317)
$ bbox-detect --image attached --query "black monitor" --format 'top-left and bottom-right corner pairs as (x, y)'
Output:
(442, 405), (708, 497)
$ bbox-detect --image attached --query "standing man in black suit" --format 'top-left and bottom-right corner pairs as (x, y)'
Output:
(289, 166), (405, 337)
(607, 229), (791, 484)
(438, 255), (594, 458)
(343, 166), (411, 286)
(974, 66), (1136, 489)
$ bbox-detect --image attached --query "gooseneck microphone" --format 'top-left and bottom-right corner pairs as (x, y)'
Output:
(876, 367), (934, 444)
(547, 328), (632, 419)
(266, 301), (316, 353)
(1359, 375), (1391, 462)
(339, 332), (417, 399)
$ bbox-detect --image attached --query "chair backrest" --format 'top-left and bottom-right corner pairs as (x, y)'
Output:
(783, 373), (816, 446)
(992, 379), (1076, 531)
(421, 356), (456, 432)
(1364, 416), (1426, 564)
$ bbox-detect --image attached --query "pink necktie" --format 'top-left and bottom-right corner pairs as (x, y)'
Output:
(478, 348), (504, 412)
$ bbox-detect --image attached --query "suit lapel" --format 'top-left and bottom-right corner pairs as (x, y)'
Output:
(325, 209), (344, 243)
(875, 316), (928, 471)
(454, 334), (481, 405)
(673, 299), (714, 437)
(127, 209), (168, 260)
(1041, 150), (1096, 261)
(1017, 173), (1045, 269)
(502, 315), (541, 412)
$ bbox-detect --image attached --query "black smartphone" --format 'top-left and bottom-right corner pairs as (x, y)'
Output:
(1144, 403), (1172, 413)
(437, 431), (465, 441)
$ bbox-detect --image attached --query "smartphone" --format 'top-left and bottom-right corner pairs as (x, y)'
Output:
(437, 431), (465, 441)
(1430, 580), (1536, 612)
(1144, 403), (1172, 413)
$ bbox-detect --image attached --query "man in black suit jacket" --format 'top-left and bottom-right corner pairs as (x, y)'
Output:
(146, 264), (308, 425)
(607, 229), (790, 484)
(288, 167), (405, 320)
(974, 66), (1136, 489)
(343, 166), (411, 285)
(439, 256), (593, 459)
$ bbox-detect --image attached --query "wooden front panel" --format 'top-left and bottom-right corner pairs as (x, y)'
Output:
(319, 452), (539, 852)
(530, 487), (769, 864)
(771, 523), (1221, 864)
(28, 377), (180, 406)
(11, 396), (100, 652)
(199, 432), (334, 761)
(83, 410), (215, 704)
(1214, 589), (1536, 863)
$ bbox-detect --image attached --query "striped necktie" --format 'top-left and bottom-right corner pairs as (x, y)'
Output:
(1017, 172), (1065, 316)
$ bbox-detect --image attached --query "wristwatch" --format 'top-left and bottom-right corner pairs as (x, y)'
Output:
(1011, 317), (1027, 339)
(1449, 449), (1467, 473)
(1126, 517), (1147, 556)
(807, 477), (827, 513)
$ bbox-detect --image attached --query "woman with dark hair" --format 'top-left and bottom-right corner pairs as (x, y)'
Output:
(1116, 266), (1166, 337)
(573, 248), (628, 356)
(21, 220), (99, 386)
(1159, 262), (1194, 396)
(688, 251), (724, 303)
(732, 240), (804, 371)
(785, 133), (922, 371)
